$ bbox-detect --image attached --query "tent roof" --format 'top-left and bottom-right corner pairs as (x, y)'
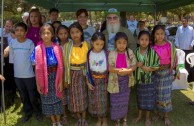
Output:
(26, 0), (194, 12)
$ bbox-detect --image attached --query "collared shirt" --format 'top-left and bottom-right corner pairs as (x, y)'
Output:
(0, 28), (13, 46)
(175, 25), (194, 50)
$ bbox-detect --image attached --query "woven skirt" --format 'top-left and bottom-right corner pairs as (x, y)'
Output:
(68, 70), (88, 113)
(110, 75), (130, 120)
(155, 68), (173, 112)
(136, 82), (156, 111)
(41, 72), (64, 117)
(88, 76), (108, 117)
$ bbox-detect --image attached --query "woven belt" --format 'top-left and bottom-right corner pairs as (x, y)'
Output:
(48, 66), (57, 72)
(159, 64), (170, 70)
(70, 63), (85, 70)
(92, 74), (106, 79)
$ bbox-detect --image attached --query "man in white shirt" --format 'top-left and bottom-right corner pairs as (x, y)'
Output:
(175, 17), (194, 84)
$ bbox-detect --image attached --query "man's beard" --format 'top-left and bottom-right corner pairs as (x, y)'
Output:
(107, 22), (120, 34)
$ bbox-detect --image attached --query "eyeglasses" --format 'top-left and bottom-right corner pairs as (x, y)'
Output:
(106, 16), (119, 21)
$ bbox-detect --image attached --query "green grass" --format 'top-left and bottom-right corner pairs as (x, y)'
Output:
(1, 84), (194, 126)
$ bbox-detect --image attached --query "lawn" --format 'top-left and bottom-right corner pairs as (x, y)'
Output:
(0, 85), (194, 126)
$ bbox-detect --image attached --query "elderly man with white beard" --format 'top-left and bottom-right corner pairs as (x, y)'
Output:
(103, 8), (136, 51)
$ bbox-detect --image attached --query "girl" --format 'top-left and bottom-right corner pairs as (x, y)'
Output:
(151, 25), (177, 126)
(64, 22), (90, 126)
(56, 25), (69, 125)
(52, 21), (62, 43)
(108, 32), (136, 126)
(26, 8), (42, 46)
(87, 32), (108, 126)
(134, 31), (160, 126)
(31, 24), (64, 126)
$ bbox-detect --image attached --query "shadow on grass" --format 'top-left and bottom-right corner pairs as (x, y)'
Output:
(1, 85), (194, 126)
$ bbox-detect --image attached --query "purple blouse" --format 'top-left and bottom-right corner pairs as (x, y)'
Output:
(116, 53), (127, 68)
(26, 26), (41, 46)
(153, 42), (171, 65)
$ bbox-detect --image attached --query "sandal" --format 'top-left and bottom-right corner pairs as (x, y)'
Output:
(123, 118), (128, 126)
(152, 113), (160, 122)
(82, 118), (89, 126)
(115, 120), (120, 126)
(133, 117), (141, 125)
(61, 115), (68, 125)
(164, 117), (171, 126)
(75, 119), (82, 126)
(145, 119), (151, 126)
(51, 123), (57, 126)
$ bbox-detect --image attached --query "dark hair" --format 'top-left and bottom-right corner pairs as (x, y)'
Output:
(15, 22), (28, 32)
(40, 23), (55, 40)
(56, 25), (69, 43)
(69, 22), (84, 42)
(182, 16), (189, 22)
(91, 32), (106, 49)
(151, 25), (165, 45)
(52, 21), (62, 33)
(114, 32), (130, 59)
(138, 31), (150, 39)
(28, 8), (42, 27)
(49, 8), (59, 14)
(76, 9), (88, 17)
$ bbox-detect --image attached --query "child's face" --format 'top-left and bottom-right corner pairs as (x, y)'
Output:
(77, 12), (88, 26)
(92, 39), (104, 53)
(58, 29), (68, 41)
(41, 28), (53, 43)
(53, 23), (60, 34)
(70, 28), (82, 42)
(15, 27), (26, 39)
(154, 29), (165, 43)
(50, 12), (58, 22)
(139, 34), (149, 48)
(116, 38), (127, 52)
(30, 12), (39, 26)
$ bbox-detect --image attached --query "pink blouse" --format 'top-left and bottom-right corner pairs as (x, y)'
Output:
(153, 42), (171, 65)
(116, 53), (127, 68)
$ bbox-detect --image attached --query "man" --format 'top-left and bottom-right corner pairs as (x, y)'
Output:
(47, 8), (59, 24)
(127, 15), (138, 35)
(76, 8), (95, 43)
(175, 17), (194, 105)
(103, 8), (136, 51)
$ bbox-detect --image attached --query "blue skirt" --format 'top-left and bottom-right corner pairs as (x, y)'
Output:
(155, 68), (173, 112)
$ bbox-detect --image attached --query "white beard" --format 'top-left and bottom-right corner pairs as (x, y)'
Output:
(107, 22), (120, 34)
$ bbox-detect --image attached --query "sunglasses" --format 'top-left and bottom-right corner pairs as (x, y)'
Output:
(106, 16), (119, 21)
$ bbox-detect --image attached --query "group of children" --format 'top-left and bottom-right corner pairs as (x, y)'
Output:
(6, 20), (177, 126)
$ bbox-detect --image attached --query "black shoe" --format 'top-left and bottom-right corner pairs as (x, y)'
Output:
(21, 115), (32, 123)
(36, 113), (43, 121)
(188, 101), (194, 105)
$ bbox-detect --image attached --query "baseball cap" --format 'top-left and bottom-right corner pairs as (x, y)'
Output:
(106, 8), (120, 17)
(22, 12), (29, 18)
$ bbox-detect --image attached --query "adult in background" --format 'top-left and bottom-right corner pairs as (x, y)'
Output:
(26, 8), (42, 46)
(175, 17), (194, 83)
(76, 8), (95, 43)
(47, 8), (59, 24)
(22, 12), (29, 25)
(127, 15), (138, 35)
(103, 8), (136, 51)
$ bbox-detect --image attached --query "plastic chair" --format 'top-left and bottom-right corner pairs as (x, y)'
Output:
(186, 52), (194, 91)
(172, 49), (188, 90)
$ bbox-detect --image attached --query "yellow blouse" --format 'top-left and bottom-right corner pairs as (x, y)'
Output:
(70, 41), (88, 64)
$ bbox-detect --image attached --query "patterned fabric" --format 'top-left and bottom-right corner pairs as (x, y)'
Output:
(61, 89), (68, 105)
(155, 68), (173, 112)
(41, 72), (64, 116)
(110, 75), (130, 120)
(136, 81), (156, 110)
(63, 40), (90, 84)
(108, 49), (136, 93)
(68, 70), (88, 113)
(88, 73), (108, 117)
(134, 47), (160, 84)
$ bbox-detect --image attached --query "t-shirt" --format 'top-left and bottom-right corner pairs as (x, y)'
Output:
(127, 20), (138, 34)
(89, 50), (107, 72)
(83, 26), (95, 43)
(108, 33), (116, 51)
(9, 38), (35, 78)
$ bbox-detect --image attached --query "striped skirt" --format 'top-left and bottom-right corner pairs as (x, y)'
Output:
(41, 72), (64, 117)
(68, 70), (88, 113)
(155, 68), (173, 112)
(88, 73), (108, 117)
(110, 75), (130, 120)
(136, 82), (156, 111)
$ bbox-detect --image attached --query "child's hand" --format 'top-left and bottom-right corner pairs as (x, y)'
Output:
(0, 75), (5, 81)
(137, 62), (143, 67)
(64, 82), (68, 89)
(4, 46), (9, 57)
(118, 68), (130, 76)
(58, 82), (63, 92)
(87, 82), (94, 90)
(37, 85), (43, 94)
(141, 66), (151, 72)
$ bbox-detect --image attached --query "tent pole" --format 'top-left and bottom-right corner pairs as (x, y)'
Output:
(1, 0), (6, 124)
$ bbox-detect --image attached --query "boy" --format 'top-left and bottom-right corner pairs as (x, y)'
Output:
(47, 8), (59, 24)
(9, 22), (41, 122)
